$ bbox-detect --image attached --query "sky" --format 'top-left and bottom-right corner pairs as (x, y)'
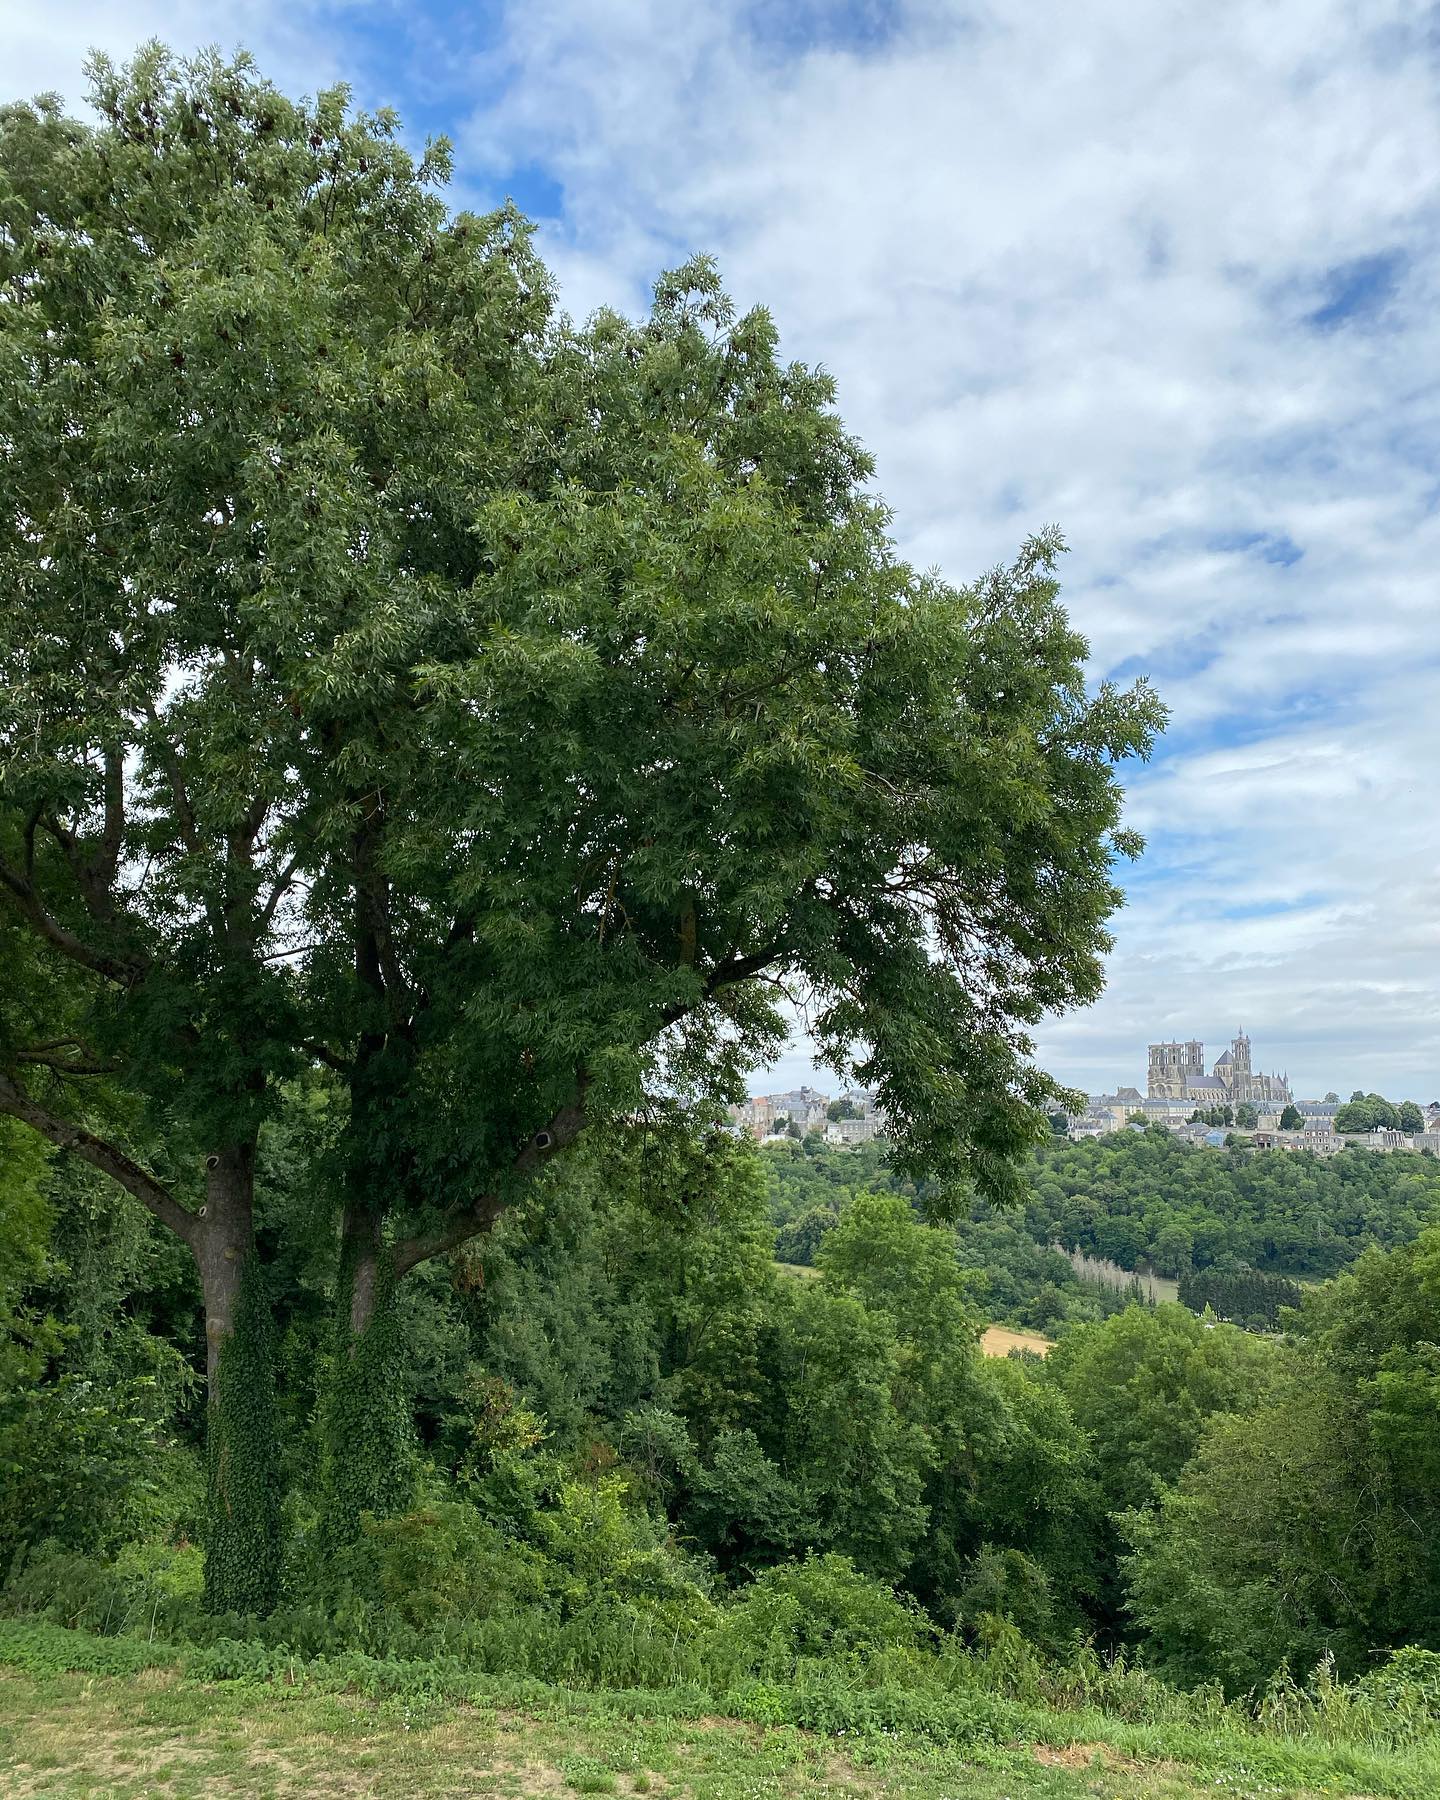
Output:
(7, 1), (1440, 1102)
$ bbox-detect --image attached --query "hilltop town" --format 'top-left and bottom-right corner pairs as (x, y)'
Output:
(1077, 1029), (1440, 1154)
(730, 1085), (885, 1147)
(733, 1031), (1440, 1158)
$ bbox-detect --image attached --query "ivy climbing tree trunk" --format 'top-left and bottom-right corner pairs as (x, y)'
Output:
(0, 1078), (283, 1612)
(195, 1139), (282, 1615)
(317, 1200), (415, 1545)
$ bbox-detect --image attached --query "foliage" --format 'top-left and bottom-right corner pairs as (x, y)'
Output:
(1121, 1231), (1440, 1690)
(317, 1244), (414, 1546)
(203, 1258), (280, 1615)
(0, 1150), (201, 1569)
(0, 1118), (54, 1393)
(1177, 1264), (1301, 1329)
(0, 1375), (195, 1569)
(1027, 1129), (1440, 1278)
(1335, 1093), (1399, 1132)
(1047, 1303), (1288, 1513)
(0, 39), (1163, 1226)
(709, 1548), (936, 1670)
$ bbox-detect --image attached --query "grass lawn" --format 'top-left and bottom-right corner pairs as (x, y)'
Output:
(0, 1660), (1425, 1800)
(0, 1663), (1234, 1798)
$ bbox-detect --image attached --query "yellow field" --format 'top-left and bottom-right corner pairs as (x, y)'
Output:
(980, 1324), (1053, 1357)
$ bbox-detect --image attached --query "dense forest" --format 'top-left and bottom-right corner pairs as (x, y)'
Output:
(5, 1096), (1440, 1699)
(1027, 1130), (1440, 1277)
(1, 49), (1438, 1758)
(766, 1129), (1440, 1329)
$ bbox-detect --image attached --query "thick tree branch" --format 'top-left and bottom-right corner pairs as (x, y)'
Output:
(391, 1073), (591, 1278)
(258, 852), (304, 930)
(15, 1040), (124, 1075)
(390, 946), (783, 1281)
(658, 944), (783, 1028)
(0, 856), (148, 986)
(141, 700), (204, 859)
(35, 746), (125, 922)
(0, 1069), (198, 1245)
(353, 805), (414, 1037)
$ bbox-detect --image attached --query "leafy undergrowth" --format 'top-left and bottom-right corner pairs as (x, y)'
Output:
(1, 1624), (1437, 1799)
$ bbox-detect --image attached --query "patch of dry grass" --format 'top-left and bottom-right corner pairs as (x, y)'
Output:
(980, 1324), (1054, 1357)
(0, 1666), (1239, 1800)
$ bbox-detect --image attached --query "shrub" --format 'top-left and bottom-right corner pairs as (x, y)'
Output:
(714, 1553), (931, 1677)
(2, 1538), (205, 1639)
(1355, 1647), (1440, 1725)
(359, 1503), (551, 1628)
(0, 1378), (201, 1565)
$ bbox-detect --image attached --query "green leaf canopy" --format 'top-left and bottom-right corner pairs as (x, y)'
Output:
(0, 46), (1164, 1258)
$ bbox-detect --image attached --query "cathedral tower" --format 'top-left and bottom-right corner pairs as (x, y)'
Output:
(1148, 1040), (1205, 1099)
(1230, 1029), (1252, 1103)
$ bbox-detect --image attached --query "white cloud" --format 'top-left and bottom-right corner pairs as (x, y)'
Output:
(462, 0), (1440, 1097)
(0, 3), (353, 109)
(7, 0), (1440, 1098)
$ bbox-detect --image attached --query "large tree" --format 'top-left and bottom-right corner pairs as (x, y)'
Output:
(0, 46), (1162, 1605)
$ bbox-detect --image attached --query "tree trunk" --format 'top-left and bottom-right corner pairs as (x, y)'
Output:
(317, 1200), (415, 1545)
(345, 1203), (385, 1339)
(196, 1139), (282, 1615)
(0, 1075), (284, 1614)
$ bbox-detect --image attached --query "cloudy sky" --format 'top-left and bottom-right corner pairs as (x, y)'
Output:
(8, 1), (1439, 1101)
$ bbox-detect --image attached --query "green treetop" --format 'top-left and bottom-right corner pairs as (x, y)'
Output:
(1335, 1093), (1400, 1133)
(0, 47), (1162, 1603)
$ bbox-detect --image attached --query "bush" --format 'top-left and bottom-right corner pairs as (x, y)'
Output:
(2, 1538), (204, 1638)
(714, 1554), (931, 1678)
(1355, 1647), (1440, 1725)
(357, 1503), (551, 1628)
(0, 1377), (202, 1566)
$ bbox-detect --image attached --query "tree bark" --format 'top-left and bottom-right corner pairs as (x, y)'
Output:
(195, 1141), (257, 1389)
(342, 1201), (385, 1338)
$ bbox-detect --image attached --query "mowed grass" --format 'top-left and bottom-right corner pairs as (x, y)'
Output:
(0, 1665), (1304, 1800)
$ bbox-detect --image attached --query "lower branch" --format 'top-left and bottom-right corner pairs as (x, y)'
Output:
(0, 1069), (199, 1245)
(391, 1189), (506, 1279)
(16, 1042), (124, 1075)
(0, 856), (147, 986)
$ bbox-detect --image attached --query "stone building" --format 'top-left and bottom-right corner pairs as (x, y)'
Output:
(1147, 1040), (1205, 1100)
(1146, 1030), (1291, 1109)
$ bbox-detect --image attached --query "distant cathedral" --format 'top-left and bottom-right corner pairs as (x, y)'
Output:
(1147, 1031), (1291, 1108)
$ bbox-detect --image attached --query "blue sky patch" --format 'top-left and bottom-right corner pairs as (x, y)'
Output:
(1305, 250), (1406, 330)
(1206, 529), (1304, 566)
(493, 161), (566, 220)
